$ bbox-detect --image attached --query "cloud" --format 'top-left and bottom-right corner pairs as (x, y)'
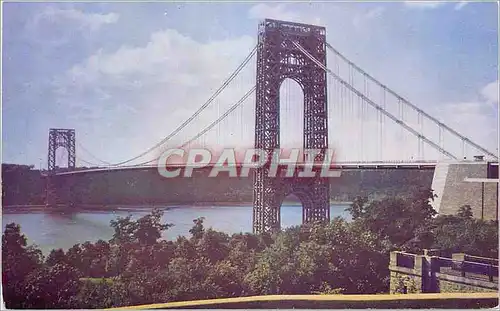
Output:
(33, 7), (119, 31)
(435, 101), (497, 156)
(23, 7), (119, 50)
(61, 29), (255, 94)
(248, 3), (299, 21)
(454, 1), (468, 10)
(51, 4), (499, 163)
(353, 7), (385, 28)
(404, 1), (445, 9)
(248, 3), (322, 25)
(3, 3), (497, 165)
(429, 80), (499, 157)
(480, 80), (499, 105)
(53, 29), (256, 164)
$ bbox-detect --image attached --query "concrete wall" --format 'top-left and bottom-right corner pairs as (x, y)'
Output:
(389, 252), (433, 294)
(431, 161), (498, 220)
(438, 277), (498, 293)
(390, 270), (423, 294)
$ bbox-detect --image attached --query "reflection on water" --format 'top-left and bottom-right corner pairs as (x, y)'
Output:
(2, 204), (351, 254)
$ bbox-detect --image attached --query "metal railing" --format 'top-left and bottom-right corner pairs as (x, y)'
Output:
(436, 257), (498, 282)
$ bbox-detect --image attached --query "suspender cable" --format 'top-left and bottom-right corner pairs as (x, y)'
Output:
(120, 86), (256, 168)
(293, 41), (458, 160)
(325, 42), (497, 160)
(92, 45), (257, 167)
(77, 142), (112, 165)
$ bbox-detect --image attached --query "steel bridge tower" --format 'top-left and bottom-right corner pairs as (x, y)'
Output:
(48, 128), (76, 171)
(253, 19), (330, 233)
(46, 128), (76, 206)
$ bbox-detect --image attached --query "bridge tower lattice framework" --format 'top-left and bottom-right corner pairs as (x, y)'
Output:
(253, 19), (330, 234)
(45, 128), (76, 207)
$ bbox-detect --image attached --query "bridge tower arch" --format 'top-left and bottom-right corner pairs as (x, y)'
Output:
(46, 128), (76, 207)
(253, 19), (330, 233)
(48, 128), (76, 171)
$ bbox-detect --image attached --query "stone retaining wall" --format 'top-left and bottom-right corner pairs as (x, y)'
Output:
(389, 250), (498, 294)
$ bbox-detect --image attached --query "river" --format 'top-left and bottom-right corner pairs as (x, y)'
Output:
(2, 204), (352, 254)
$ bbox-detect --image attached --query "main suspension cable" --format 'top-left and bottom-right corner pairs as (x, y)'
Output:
(325, 42), (497, 159)
(75, 155), (102, 167)
(91, 45), (258, 167)
(77, 142), (112, 165)
(293, 41), (458, 159)
(121, 86), (256, 168)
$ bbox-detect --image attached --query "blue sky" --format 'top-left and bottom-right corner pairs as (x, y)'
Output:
(2, 1), (498, 167)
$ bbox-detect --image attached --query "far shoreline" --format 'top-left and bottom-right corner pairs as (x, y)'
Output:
(2, 201), (353, 214)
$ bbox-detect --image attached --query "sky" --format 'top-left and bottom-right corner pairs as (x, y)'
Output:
(2, 1), (499, 167)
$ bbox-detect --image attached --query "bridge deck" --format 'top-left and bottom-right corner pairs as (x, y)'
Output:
(48, 161), (438, 176)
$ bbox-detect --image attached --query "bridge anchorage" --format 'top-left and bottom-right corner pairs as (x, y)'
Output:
(45, 128), (76, 207)
(253, 19), (330, 234)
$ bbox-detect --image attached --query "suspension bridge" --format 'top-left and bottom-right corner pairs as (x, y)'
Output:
(44, 19), (498, 232)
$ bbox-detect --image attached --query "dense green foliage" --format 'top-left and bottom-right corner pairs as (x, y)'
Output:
(2, 189), (497, 308)
(2, 164), (44, 205)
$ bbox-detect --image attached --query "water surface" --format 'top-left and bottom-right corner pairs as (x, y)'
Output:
(3, 204), (351, 254)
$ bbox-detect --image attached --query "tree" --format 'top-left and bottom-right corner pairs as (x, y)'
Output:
(189, 217), (205, 240)
(46, 248), (67, 267)
(206, 260), (244, 298)
(166, 257), (216, 301)
(431, 214), (498, 258)
(195, 228), (230, 263)
(457, 205), (473, 219)
(345, 196), (368, 220)
(110, 215), (136, 245)
(73, 280), (115, 308)
(22, 263), (81, 309)
(2, 203), (497, 308)
(2, 223), (43, 309)
(134, 209), (173, 245)
(174, 236), (197, 260)
(66, 243), (83, 273)
(227, 233), (261, 274)
(110, 209), (172, 246)
(89, 240), (111, 277)
(108, 209), (173, 276)
(348, 189), (436, 251)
